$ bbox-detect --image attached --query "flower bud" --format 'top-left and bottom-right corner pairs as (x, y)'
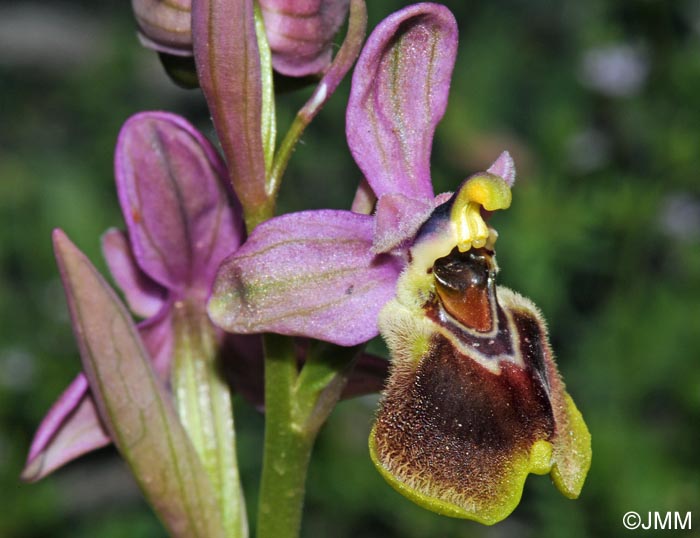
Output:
(132, 0), (193, 56)
(260, 0), (350, 76)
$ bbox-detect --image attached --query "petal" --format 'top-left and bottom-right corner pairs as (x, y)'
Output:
(21, 375), (110, 482)
(372, 193), (434, 254)
(346, 3), (457, 200)
(260, 0), (350, 77)
(496, 289), (592, 500)
(132, 0), (193, 56)
(53, 229), (226, 538)
(102, 228), (167, 319)
(138, 307), (175, 380)
(487, 150), (516, 186)
(370, 333), (554, 524)
(115, 112), (244, 294)
(208, 210), (403, 346)
(192, 0), (268, 213)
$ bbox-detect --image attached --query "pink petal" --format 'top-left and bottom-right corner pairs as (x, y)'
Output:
(22, 375), (110, 482)
(487, 150), (516, 186)
(208, 210), (403, 346)
(102, 228), (167, 319)
(372, 193), (435, 254)
(346, 3), (457, 200)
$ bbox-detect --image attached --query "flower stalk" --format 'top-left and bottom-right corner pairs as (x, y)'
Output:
(257, 335), (308, 538)
(257, 336), (360, 538)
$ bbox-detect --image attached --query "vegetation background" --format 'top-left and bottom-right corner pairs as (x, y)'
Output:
(1, 0), (699, 537)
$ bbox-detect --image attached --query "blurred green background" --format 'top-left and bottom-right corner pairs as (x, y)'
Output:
(1, 0), (699, 537)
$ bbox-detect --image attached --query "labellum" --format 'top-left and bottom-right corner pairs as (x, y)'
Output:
(371, 174), (591, 525)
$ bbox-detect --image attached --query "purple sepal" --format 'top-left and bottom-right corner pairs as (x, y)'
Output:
(137, 31), (194, 57)
(102, 228), (166, 319)
(114, 112), (244, 296)
(346, 3), (457, 201)
(372, 193), (434, 254)
(132, 0), (193, 56)
(209, 210), (403, 346)
(24, 111), (251, 483)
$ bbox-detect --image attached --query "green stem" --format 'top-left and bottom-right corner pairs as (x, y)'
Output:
(172, 300), (247, 538)
(243, 198), (276, 233)
(257, 335), (310, 538)
(256, 338), (361, 538)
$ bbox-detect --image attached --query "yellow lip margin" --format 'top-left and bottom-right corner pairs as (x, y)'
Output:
(369, 424), (555, 526)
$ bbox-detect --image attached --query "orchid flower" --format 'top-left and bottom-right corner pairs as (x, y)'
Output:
(22, 112), (255, 482)
(208, 2), (591, 525)
(133, 0), (350, 77)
